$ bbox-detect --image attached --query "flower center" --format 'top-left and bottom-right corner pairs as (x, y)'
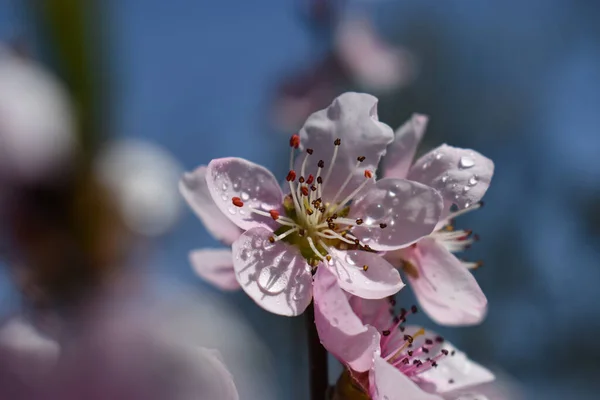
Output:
(231, 134), (388, 268)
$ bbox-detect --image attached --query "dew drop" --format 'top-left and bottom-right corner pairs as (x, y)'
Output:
(257, 267), (288, 295)
(468, 175), (479, 186)
(228, 207), (237, 215)
(441, 175), (449, 183)
(233, 182), (241, 190)
(221, 194), (228, 201)
(459, 156), (475, 169)
(435, 153), (443, 160)
(241, 191), (250, 201)
(465, 201), (472, 208)
(345, 255), (356, 265)
(422, 162), (430, 170)
(463, 186), (471, 193)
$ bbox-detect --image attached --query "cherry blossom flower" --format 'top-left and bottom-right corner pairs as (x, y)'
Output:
(180, 165), (243, 290)
(204, 93), (443, 316)
(381, 114), (494, 326)
(313, 267), (494, 400)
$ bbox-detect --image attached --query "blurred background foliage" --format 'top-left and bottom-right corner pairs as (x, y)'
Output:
(1, 0), (599, 399)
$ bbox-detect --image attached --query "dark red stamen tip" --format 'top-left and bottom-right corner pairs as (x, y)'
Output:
(286, 170), (297, 182)
(301, 186), (309, 196)
(334, 138), (341, 146)
(269, 210), (280, 220)
(306, 174), (314, 185)
(232, 197), (244, 207)
(364, 170), (373, 179)
(357, 156), (366, 162)
(290, 134), (300, 148)
(306, 148), (314, 155)
(317, 160), (325, 168)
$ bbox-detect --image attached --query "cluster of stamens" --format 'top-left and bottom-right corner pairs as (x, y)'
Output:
(231, 134), (389, 268)
(369, 299), (457, 382)
(430, 203), (485, 270)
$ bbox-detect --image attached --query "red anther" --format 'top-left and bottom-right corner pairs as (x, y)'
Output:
(289, 134), (300, 148)
(286, 170), (297, 182)
(306, 174), (314, 185)
(301, 186), (309, 196)
(269, 210), (280, 220)
(232, 197), (244, 207)
(299, 176), (305, 183)
(364, 170), (373, 179)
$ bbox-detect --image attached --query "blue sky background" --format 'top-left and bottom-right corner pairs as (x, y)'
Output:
(2, 1), (600, 399)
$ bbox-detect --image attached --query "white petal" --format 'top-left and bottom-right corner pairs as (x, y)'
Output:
(383, 114), (429, 179)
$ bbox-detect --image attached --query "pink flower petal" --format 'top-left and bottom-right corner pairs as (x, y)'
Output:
(349, 178), (443, 251)
(313, 267), (380, 372)
(231, 227), (313, 316)
(383, 114), (429, 180)
(370, 356), (444, 400)
(297, 92), (393, 203)
(179, 165), (242, 244)
(402, 238), (487, 326)
(349, 298), (391, 332)
(329, 249), (404, 299)
(189, 348), (240, 400)
(408, 145), (494, 212)
(189, 248), (240, 291)
(416, 340), (495, 394)
(206, 158), (284, 231)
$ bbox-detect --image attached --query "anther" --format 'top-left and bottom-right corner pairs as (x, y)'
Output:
(310, 185), (317, 192)
(425, 339), (433, 345)
(441, 349), (449, 355)
(362, 265), (369, 271)
(298, 229), (306, 237)
(411, 305), (418, 314)
(317, 176), (323, 184)
(334, 138), (341, 146)
(232, 197), (244, 207)
(326, 255), (332, 261)
(290, 134), (300, 148)
(306, 175), (314, 185)
(301, 186), (309, 196)
(356, 218), (363, 225)
(363, 244), (371, 251)
(268, 236), (275, 243)
(435, 336), (445, 343)
(269, 210), (280, 220)
(382, 330), (390, 336)
(286, 170), (297, 182)
(357, 156), (366, 162)
(379, 223), (387, 229)
(299, 176), (305, 183)
(364, 170), (373, 178)
(317, 160), (325, 168)
(353, 239), (360, 245)
(306, 148), (314, 155)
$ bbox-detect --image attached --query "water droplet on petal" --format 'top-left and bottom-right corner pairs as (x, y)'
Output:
(257, 267), (288, 295)
(441, 175), (449, 183)
(422, 162), (430, 170)
(221, 194), (228, 201)
(345, 254), (356, 265)
(459, 156), (475, 169)
(465, 201), (471, 208)
(221, 182), (228, 191)
(435, 153), (443, 160)
(241, 191), (250, 201)
(463, 186), (471, 193)
(468, 175), (479, 186)
(228, 207), (237, 215)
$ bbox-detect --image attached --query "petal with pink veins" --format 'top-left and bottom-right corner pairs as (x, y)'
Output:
(179, 165), (242, 244)
(383, 114), (429, 180)
(231, 227), (313, 316)
(297, 92), (393, 203)
(408, 144), (494, 212)
(349, 178), (443, 251)
(206, 158), (284, 231)
(370, 356), (444, 400)
(189, 249), (240, 291)
(313, 267), (380, 372)
(401, 238), (487, 326)
(329, 249), (404, 299)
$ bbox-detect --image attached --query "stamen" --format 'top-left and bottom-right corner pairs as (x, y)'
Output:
(269, 210), (280, 220)
(329, 171), (374, 214)
(322, 139), (341, 192)
(329, 160), (363, 206)
(270, 227), (299, 242)
(286, 170), (297, 182)
(232, 197), (244, 207)
(289, 134), (300, 170)
(307, 237), (326, 260)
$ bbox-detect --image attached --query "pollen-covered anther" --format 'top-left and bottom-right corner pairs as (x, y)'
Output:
(310, 185), (317, 192)
(232, 197), (244, 207)
(357, 156), (366, 162)
(382, 330), (391, 336)
(355, 218), (364, 225)
(325, 255), (332, 262)
(317, 160), (325, 168)
(269, 210), (280, 220)
(379, 223), (387, 229)
(286, 170), (297, 182)
(306, 148), (314, 155)
(306, 174), (314, 185)
(362, 265), (369, 271)
(316, 176), (323, 184)
(364, 170), (373, 179)
(301, 186), (309, 196)
(299, 176), (305, 183)
(289, 134), (300, 148)
(334, 138), (341, 146)
(268, 236), (275, 243)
